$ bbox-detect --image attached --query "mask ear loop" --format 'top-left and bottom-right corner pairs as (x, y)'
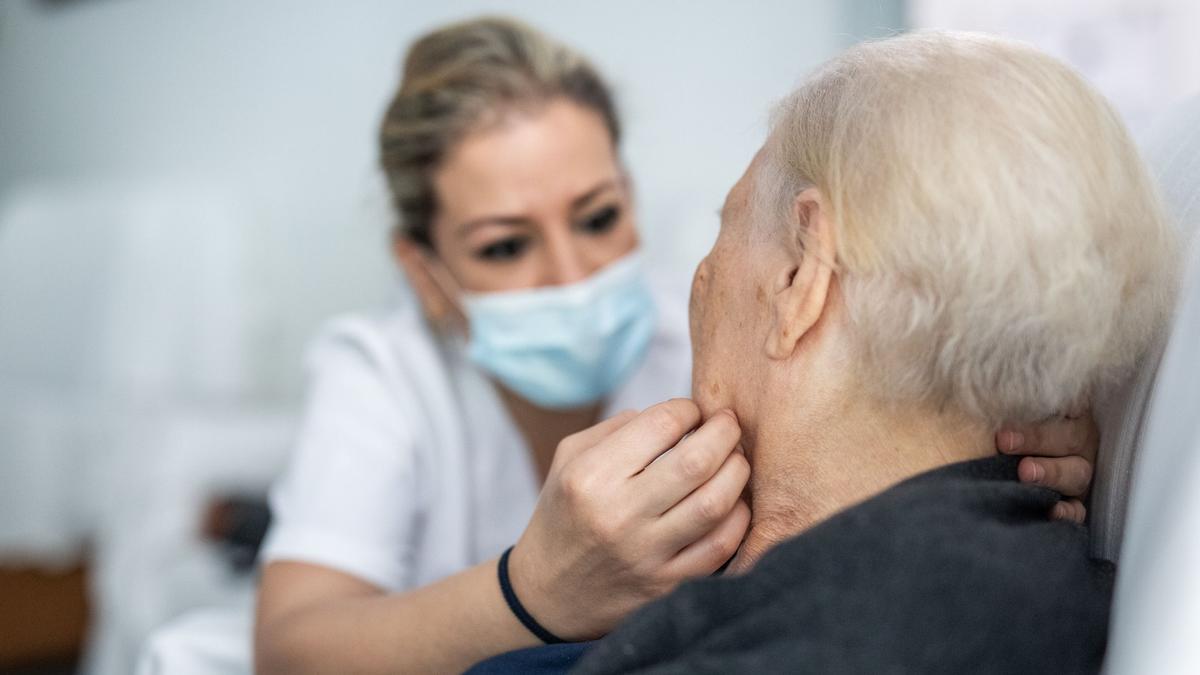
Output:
(424, 252), (471, 337)
(395, 237), (470, 337)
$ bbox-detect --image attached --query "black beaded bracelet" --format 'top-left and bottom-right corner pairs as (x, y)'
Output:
(498, 546), (566, 644)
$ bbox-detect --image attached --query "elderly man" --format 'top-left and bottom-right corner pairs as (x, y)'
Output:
(470, 31), (1179, 674)
(563, 32), (1180, 674)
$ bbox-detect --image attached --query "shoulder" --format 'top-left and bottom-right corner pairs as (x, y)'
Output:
(291, 302), (459, 457)
(763, 458), (1110, 596)
(580, 458), (1114, 674)
(303, 303), (431, 375)
(797, 459), (1113, 657)
(300, 301), (454, 406)
(758, 461), (1114, 670)
(262, 307), (447, 589)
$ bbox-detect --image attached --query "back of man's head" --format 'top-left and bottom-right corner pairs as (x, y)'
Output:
(755, 31), (1179, 426)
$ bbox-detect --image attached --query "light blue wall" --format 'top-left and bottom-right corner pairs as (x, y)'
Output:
(0, 0), (904, 398)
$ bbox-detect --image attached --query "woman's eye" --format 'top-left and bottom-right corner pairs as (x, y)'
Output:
(476, 237), (530, 262)
(577, 205), (621, 235)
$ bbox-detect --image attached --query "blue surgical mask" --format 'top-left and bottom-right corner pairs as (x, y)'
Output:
(460, 251), (657, 410)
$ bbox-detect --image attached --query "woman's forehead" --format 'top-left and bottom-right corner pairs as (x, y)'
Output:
(434, 100), (621, 219)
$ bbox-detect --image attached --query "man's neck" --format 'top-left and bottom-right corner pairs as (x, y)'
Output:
(730, 392), (994, 573)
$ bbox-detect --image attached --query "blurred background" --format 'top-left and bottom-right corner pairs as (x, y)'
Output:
(0, 1), (1196, 674)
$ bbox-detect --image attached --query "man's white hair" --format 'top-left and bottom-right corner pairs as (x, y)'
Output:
(756, 31), (1180, 425)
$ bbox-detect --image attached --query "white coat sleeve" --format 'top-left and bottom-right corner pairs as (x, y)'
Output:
(259, 319), (422, 591)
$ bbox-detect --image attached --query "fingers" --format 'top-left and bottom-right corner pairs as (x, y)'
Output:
(559, 408), (643, 458)
(664, 499), (751, 579)
(1050, 498), (1087, 524)
(997, 413), (1099, 461)
(1018, 455), (1093, 498)
(656, 450), (751, 552)
(594, 399), (704, 475)
(635, 410), (742, 515)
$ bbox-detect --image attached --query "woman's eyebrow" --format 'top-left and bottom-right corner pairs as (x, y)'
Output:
(569, 179), (620, 212)
(455, 214), (534, 237)
(455, 179), (620, 236)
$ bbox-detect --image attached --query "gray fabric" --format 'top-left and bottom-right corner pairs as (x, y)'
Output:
(575, 456), (1114, 675)
(1089, 94), (1200, 561)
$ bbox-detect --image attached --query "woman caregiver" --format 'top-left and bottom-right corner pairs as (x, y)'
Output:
(254, 17), (1101, 674)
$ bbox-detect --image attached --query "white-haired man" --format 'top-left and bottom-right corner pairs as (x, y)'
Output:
(472, 31), (1179, 674)
(569, 32), (1179, 674)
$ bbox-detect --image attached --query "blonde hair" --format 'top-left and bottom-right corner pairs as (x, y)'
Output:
(379, 17), (620, 246)
(757, 31), (1180, 425)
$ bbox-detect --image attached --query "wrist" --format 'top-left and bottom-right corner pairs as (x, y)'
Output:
(499, 546), (566, 644)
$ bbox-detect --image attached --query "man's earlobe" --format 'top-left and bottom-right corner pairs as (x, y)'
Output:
(763, 189), (836, 360)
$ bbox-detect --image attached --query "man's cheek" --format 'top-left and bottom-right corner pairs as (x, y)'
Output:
(690, 335), (730, 413)
(688, 259), (712, 348)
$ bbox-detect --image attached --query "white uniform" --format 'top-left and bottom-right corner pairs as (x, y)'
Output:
(138, 281), (692, 674)
(262, 281), (692, 589)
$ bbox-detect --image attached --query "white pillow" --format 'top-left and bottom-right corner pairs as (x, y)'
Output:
(1103, 94), (1200, 674)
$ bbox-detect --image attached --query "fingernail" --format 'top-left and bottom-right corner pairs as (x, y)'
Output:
(1031, 463), (1044, 483)
(1005, 431), (1025, 452)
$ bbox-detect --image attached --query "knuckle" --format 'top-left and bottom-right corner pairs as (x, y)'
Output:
(710, 410), (740, 436)
(558, 433), (581, 455)
(678, 448), (713, 481)
(703, 530), (739, 566)
(1042, 459), (1062, 484)
(693, 493), (726, 523)
(716, 527), (741, 559)
(647, 406), (685, 436)
(560, 467), (598, 504)
(1055, 466), (1077, 492)
(657, 399), (700, 433)
(730, 453), (751, 481)
(671, 397), (701, 419)
(1072, 460), (1094, 491)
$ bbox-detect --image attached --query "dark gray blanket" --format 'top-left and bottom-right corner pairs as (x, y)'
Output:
(573, 455), (1114, 675)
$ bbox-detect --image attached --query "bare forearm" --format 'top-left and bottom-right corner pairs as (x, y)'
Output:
(256, 402), (752, 672)
(255, 558), (538, 675)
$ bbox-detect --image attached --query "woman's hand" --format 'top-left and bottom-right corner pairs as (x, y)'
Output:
(997, 410), (1099, 523)
(508, 398), (750, 641)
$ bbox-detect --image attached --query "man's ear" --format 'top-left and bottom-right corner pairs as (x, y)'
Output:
(391, 234), (467, 334)
(764, 188), (837, 360)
